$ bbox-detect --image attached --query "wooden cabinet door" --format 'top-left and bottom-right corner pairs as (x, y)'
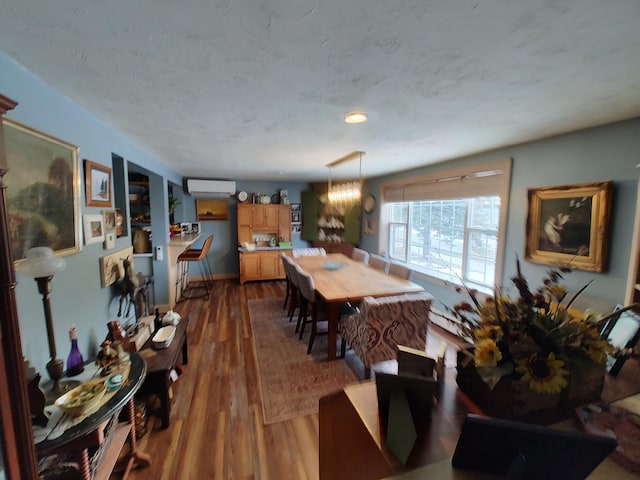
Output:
(240, 252), (260, 284)
(264, 205), (279, 230)
(252, 205), (266, 228)
(259, 252), (279, 279)
(278, 205), (292, 242)
(238, 204), (252, 227)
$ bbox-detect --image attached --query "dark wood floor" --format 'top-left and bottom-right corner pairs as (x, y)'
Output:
(124, 279), (322, 480)
(121, 278), (463, 480)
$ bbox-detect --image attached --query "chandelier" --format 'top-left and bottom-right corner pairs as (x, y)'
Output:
(327, 151), (365, 207)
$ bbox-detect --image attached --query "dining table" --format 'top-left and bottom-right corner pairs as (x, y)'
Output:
(291, 253), (425, 359)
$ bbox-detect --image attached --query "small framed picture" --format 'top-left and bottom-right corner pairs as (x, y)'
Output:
(84, 159), (112, 207)
(83, 214), (105, 245)
(291, 211), (301, 224)
(102, 210), (117, 231)
(180, 222), (191, 234)
(103, 231), (115, 250)
(191, 222), (201, 234)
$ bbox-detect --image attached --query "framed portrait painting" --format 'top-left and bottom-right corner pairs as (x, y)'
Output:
(3, 118), (81, 261)
(525, 181), (613, 272)
(84, 159), (112, 207)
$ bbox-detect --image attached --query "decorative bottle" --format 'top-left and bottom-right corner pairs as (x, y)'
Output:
(66, 325), (84, 376)
(154, 308), (163, 332)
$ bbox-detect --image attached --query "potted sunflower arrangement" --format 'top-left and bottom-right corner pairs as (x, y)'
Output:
(448, 257), (632, 422)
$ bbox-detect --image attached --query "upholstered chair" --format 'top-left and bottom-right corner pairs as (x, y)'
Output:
(281, 252), (292, 311)
(286, 256), (302, 323)
(351, 248), (370, 264)
(339, 291), (434, 378)
(294, 265), (326, 354)
(368, 253), (390, 273)
(388, 262), (414, 281)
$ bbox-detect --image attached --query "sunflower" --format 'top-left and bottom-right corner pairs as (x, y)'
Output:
(474, 338), (503, 368)
(515, 352), (569, 394)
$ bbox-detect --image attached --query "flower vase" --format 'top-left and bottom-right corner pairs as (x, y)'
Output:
(456, 350), (560, 422)
(456, 349), (605, 424)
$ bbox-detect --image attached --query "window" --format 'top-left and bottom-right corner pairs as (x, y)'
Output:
(388, 197), (500, 289)
(381, 159), (511, 292)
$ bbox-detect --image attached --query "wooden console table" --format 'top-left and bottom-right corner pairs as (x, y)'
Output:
(138, 317), (189, 429)
(35, 353), (150, 480)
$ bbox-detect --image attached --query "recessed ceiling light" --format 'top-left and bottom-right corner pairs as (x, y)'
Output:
(344, 111), (368, 124)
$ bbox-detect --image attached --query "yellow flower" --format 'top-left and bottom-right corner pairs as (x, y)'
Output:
(516, 352), (569, 394)
(546, 284), (567, 302)
(475, 325), (504, 342)
(474, 339), (503, 368)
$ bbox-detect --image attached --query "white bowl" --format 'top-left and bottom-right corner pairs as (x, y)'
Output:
(152, 325), (176, 349)
(55, 380), (107, 415)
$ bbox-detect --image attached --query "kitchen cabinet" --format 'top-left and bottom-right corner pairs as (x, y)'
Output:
(237, 203), (292, 284)
(238, 204), (279, 230)
(239, 250), (285, 284)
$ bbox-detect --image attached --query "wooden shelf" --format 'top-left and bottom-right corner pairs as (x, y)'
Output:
(93, 423), (132, 480)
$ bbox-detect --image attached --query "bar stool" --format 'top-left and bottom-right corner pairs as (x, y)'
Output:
(176, 234), (214, 302)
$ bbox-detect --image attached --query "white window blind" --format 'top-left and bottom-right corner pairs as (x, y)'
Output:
(382, 159), (510, 203)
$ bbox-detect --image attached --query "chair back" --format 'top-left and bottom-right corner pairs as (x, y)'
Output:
(287, 256), (301, 288)
(339, 291), (433, 368)
(388, 262), (414, 281)
(292, 247), (327, 258)
(352, 248), (370, 264)
(295, 265), (316, 302)
(369, 253), (390, 273)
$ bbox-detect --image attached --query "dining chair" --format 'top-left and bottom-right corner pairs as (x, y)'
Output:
(287, 256), (302, 323)
(281, 252), (292, 311)
(292, 247), (327, 258)
(294, 265), (326, 354)
(339, 291), (434, 378)
(388, 261), (415, 281)
(368, 253), (390, 273)
(351, 247), (370, 264)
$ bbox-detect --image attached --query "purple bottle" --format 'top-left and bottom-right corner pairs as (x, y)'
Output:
(66, 325), (84, 376)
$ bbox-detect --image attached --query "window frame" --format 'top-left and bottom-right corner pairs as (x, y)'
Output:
(378, 159), (512, 293)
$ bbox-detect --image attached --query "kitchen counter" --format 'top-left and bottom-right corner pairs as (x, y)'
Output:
(238, 246), (292, 252)
(169, 233), (201, 247)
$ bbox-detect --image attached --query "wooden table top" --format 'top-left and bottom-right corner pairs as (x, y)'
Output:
(292, 253), (424, 303)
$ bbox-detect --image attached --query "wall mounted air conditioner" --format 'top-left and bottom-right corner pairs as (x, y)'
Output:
(184, 178), (236, 198)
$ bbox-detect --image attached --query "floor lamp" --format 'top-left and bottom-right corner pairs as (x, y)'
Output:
(16, 246), (79, 403)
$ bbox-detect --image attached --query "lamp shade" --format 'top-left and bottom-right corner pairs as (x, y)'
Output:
(16, 247), (66, 278)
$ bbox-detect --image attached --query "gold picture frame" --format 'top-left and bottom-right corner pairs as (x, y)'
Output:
(4, 118), (81, 261)
(84, 159), (112, 207)
(196, 199), (228, 220)
(525, 181), (613, 272)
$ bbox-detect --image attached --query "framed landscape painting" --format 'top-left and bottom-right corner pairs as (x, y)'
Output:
(84, 159), (112, 207)
(3, 118), (81, 261)
(525, 181), (613, 272)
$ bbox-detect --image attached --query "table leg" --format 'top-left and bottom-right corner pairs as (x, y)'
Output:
(327, 302), (339, 360)
(160, 370), (171, 429)
(181, 333), (188, 365)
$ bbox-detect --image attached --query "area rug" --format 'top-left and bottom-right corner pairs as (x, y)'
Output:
(249, 297), (357, 425)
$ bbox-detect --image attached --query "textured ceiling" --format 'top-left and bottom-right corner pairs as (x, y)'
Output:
(1, 0), (639, 181)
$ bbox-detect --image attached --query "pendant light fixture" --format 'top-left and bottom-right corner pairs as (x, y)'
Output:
(327, 151), (365, 207)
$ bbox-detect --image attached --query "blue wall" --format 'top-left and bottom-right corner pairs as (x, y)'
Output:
(360, 118), (640, 315)
(3, 47), (639, 376)
(0, 51), (309, 377)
